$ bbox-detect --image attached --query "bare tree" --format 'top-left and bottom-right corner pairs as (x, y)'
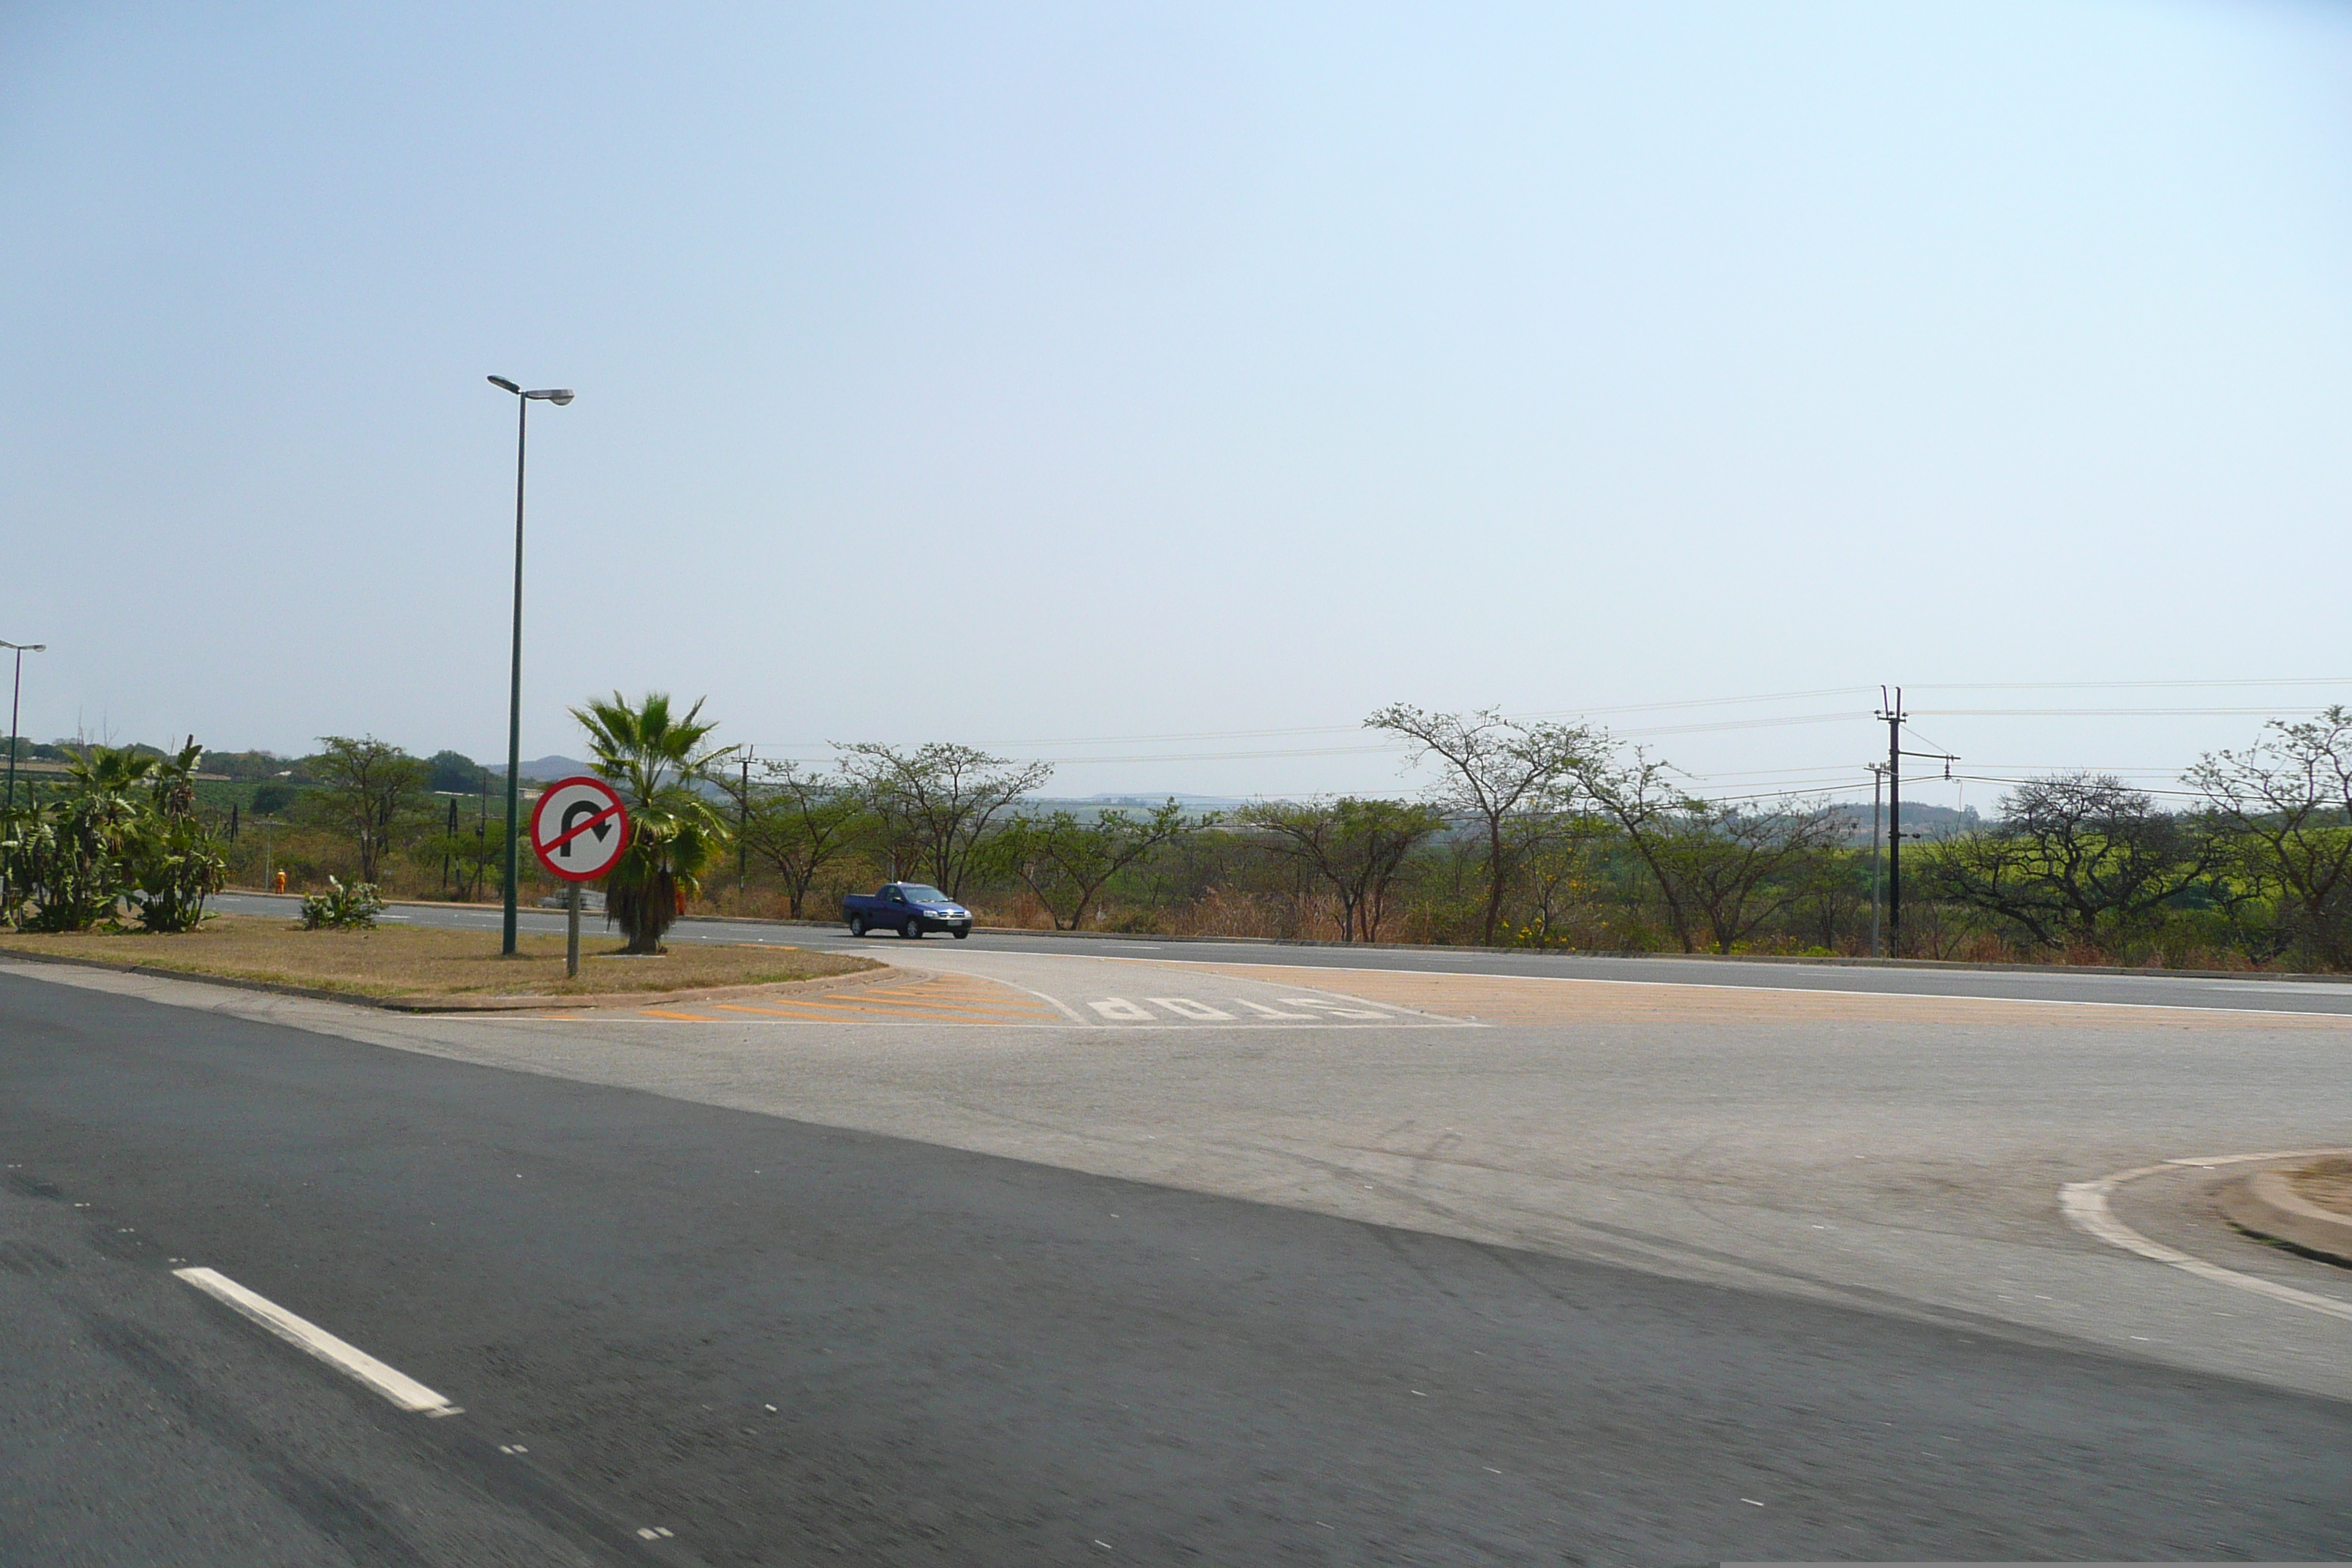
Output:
(1364, 705), (1594, 945)
(998, 800), (1202, 930)
(1578, 748), (1702, 950)
(833, 742), (1052, 899)
(1579, 751), (1842, 953)
(733, 761), (872, 919)
(2187, 706), (2352, 968)
(1923, 774), (2228, 954)
(1661, 801), (1847, 954)
(1236, 797), (1446, 943)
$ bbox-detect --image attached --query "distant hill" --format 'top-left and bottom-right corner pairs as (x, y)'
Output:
(1828, 799), (1981, 842)
(484, 754), (600, 783)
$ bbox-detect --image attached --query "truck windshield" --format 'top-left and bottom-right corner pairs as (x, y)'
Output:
(900, 886), (950, 903)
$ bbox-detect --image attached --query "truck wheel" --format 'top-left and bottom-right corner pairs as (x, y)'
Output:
(848, 916), (866, 937)
(901, 921), (921, 939)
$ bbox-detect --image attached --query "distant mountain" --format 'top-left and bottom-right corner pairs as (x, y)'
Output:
(483, 754), (601, 783)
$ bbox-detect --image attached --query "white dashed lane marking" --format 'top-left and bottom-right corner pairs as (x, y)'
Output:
(173, 1267), (461, 1417)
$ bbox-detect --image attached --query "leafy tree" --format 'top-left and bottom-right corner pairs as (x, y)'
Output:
(834, 742), (1051, 899)
(732, 761), (871, 919)
(1, 741), (223, 932)
(306, 736), (427, 883)
(1365, 705), (1595, 945)
(445, 816), (505, 904)
(2187, 707), (2352, 968)
(573, 692), (735, 954)
(1235, 796), (1446, 943)
(129, 740), (225, 932)
(1507, 809), (1615, 949)
(1923, 774), (2229, 954)
(423, 750), (485, 795)
(249, 783), (298, 818)
(7, 745), (159, 930)
(998, 800), (1201, 930)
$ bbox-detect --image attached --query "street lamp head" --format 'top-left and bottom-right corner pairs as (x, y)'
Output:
(487, 375), (521, 394)
(0, 642), (44, 653)
(527, 388), (575, 405)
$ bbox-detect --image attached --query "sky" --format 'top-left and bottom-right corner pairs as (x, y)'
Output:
(4, 1), (2349, 810)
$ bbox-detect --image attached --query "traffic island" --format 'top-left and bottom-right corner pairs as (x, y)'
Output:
(2217, 1157), (2352, 1268)
(0, 913), (886, 1011)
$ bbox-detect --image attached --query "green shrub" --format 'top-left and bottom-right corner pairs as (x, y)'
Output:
(300, 877), (385, 930)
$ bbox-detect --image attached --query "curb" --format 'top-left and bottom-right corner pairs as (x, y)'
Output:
(2217, 1166), (2352, 1268)
(0, 943), (895, 1014)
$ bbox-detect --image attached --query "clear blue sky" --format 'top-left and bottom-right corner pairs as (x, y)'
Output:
(4, 1), (2348, 807)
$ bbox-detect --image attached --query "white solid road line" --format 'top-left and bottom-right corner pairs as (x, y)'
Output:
(2059, 1150), (2352, 1325)
(173, 1267), (462, 1416)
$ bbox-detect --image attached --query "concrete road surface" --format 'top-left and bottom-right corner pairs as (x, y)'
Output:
(4, 938), (2351, 1564)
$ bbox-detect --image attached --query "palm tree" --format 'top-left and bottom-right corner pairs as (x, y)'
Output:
(571, 692), (735, 954)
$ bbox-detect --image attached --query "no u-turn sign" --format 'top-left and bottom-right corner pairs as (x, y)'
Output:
(529, 776), (631, 882)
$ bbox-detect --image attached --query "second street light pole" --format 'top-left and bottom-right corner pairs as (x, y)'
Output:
(488, 377), (574, 957)
(3, 640), (48, 813)
(1, 639), (45, 911)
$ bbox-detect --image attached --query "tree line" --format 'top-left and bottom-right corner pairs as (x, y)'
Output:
(7, 701), (2348, 972)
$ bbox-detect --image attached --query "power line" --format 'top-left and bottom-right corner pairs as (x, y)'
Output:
(1910, 678), (2351, 691)
(1911, 706), (2333, 717)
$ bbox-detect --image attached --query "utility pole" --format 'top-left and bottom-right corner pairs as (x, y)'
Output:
(1875, 686), (1959, 961)
(1880, 689), (1904, 957)
(739, 749), (750, 892)
(1867, 763), (1886, 958)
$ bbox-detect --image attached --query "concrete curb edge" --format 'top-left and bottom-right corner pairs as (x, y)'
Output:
(2217, 1167), (2352, 1268)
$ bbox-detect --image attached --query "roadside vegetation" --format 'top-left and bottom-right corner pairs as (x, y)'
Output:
(7, 703), (2349, 973)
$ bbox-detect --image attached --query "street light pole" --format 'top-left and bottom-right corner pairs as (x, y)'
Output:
(487, 377), (574, 956)
(1, 641), (48, 813)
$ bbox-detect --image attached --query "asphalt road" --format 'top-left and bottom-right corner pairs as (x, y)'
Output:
(6, 969), (2352, 1564)
(210, 890), (2352, 1017)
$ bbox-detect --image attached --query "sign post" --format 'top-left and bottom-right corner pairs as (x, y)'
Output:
(527, 777), (630, 979)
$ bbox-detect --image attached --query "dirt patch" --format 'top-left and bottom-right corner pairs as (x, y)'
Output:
(2288, 1157), (2352, 1218)
(0, 914), (880, 1000)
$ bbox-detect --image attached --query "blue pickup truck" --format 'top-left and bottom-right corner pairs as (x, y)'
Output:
(843, 883), (974, 939)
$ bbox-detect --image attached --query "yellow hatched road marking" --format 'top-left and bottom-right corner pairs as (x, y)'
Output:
(789, 994), (1057, 1017)
(711, 1002), (872, 1020)
(639, 1009), (719, 1021)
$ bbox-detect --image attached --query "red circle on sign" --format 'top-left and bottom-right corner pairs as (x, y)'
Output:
(528, 776), (632, 883)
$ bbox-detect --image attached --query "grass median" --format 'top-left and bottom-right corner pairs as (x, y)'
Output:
(0, 913), (883, 1002)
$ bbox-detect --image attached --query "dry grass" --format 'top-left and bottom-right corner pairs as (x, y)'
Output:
(0, 913), (880, 1000)
(2288, 1157), (2352, 1218)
